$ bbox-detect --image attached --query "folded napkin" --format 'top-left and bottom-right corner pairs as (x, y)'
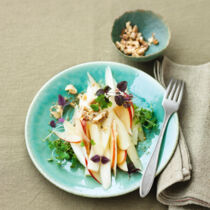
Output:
(154, 57), (210, 209)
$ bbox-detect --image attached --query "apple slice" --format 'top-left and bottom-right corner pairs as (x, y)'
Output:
(113, 113), (130, 150)
(101, 112), (113, 149)
(110, 119), (117, 176)
(118, 161), (128, 172)
(85, 167), (91, 176)
(88, 170), (101, 184)
(127, 140), (142, 170)
(55, 120), (82, 143)
(117, 149), (127, 165)
(114, 106), (132, 134)
(74, 118), (90, 154)
(54, 131), (82, 143)
(100, 148), (111, 189)
(80, 119), (91, 155)
(89, 123), (104, 156)
(87, 147), (100, 172)
(70, 143), (86, 167)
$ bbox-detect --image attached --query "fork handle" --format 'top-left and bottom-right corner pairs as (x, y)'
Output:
(139, 113), (171, 197)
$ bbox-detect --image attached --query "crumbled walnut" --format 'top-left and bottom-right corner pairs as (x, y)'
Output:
(115, 21), (159, 57)
(65, 84), (77, 94)
(92, 110), (109, 123)
(50, 105), (63, 119)
(70, 102), (76, 107)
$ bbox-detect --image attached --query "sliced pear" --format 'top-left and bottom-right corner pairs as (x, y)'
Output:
(110, 119), (117, 176)
(138, 122), (145, 141)
(87, 147), (100, 172)
(118, 161), (128, 172)
(114, 106), (132, 134)
(89, 123), (104, 156)
(100, 148), (111, 189)
(117, 149), (127, 165)
(127, 140), (142, 170)
(70, 143), (86, 167)
(105, 66), (116, 90)
(113, 113), (130, 150)
(131, 123), (138, 145)
(101, 112), (113, 149)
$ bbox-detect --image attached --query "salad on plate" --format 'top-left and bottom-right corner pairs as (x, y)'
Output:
(44, 67), (157, 189)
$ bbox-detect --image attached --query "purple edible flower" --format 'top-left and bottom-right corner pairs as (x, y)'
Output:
(117, 81), (127, 92)
(103, 85), (111, 93)
(127, 162), (140, 176)
(58, 94), (65, 106)
(101, 156), (110, 164)
(123, 102), (131, 108)
(58, 118), (65, 123)
(96, 88), (105, 96)
(50, 120), (56, 128)
(115, 95), (124, 106)
(91, 155), (101, 163)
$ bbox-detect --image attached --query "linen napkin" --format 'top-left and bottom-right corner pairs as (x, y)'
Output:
(154, 57), (210, 209)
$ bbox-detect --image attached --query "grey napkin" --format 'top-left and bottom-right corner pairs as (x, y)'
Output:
(154, 57), (210, 209)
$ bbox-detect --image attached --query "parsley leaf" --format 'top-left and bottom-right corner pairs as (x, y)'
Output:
(90, 139), (96, 145)
(80, 141), (85, 147)
(95, 94), (112, 109)
(47, 139), (80, 167)
(134, 106), (157, 130)
(90, 104), (99, 112)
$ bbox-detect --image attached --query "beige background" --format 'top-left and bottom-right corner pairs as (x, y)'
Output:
(0, 0), (209, 210)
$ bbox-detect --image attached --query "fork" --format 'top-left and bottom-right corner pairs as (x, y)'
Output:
(139, 79), (184, 197)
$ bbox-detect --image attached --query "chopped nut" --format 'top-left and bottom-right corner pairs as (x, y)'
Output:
(92, 110), (109, 123)
(124, 47), (134, 55)
(153, 39), (159, 45)
(50, 105), (63, 119)
(116, 41), (121, 49)
(130, 32), (137, 40)
(70, 102), (76, 107)
(77, 93), (82, 100)
(65, 84), (77, 94)
(136, 48), (146, 56)
(83, 94), (87, 101)
(115, 21), (159, 57)
(132, 41), (140, 48)
(132, 25), (138, 33)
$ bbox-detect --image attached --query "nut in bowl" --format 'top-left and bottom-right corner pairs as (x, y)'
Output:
(111, 10), (171, 62)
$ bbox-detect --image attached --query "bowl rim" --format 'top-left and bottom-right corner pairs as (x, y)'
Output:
(111, 9), (171, 60)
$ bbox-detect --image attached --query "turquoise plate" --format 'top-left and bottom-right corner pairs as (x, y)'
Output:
(25, 62), (179, 198)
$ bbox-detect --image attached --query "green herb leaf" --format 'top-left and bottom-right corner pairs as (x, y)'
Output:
(90, 104), (99, 112)
(71, 154), (79, 168)
(47, 157), (54, 162)
(80, 141), (85, 147)
(90, 139), (96, 145)
(133, 105), (157, 131)
(47, 139), (80, 167)
(95, 94), (112, 109)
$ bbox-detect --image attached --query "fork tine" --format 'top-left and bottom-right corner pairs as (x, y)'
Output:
(173, 80), (181, 101)
(164, 79), (174, 99)
(177, 81), (184, 104)
(168, 79), (178, 99)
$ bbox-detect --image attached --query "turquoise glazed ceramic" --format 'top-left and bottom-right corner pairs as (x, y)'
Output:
(111, 10), (171, 62)
(25, 62), (178, 198)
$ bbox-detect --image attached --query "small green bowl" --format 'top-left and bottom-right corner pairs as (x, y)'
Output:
(111, 10), (171, 62)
